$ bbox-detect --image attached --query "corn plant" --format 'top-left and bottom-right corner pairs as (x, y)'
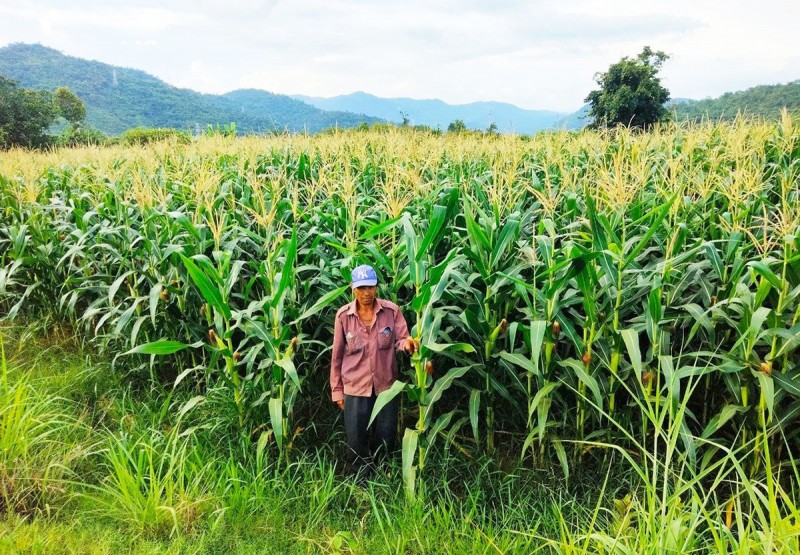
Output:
(370, 206), (474, 500)
(458, 196), (523, 454)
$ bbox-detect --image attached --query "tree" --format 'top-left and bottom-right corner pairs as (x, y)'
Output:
(0, 78), (94, 149)
(447, 119), (467, 133)
(0, 75), (59, 149)
(57, 122), (105, 147)
(54, 87), (86, 124)
(585, 46), (670, 129)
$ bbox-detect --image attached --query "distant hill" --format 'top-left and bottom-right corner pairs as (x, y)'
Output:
(671, 81), (800, 121)
(0, 43), (382, 135)
(555, 104), (591, 130)
(293, 91), (568, 134)
(214, 89), (380, 134)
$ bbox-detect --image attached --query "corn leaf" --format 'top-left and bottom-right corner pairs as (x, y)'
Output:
(469, 390), (480, 444)
(359, 214), (403, 241)
(125, 340), (191, 356)
(561, 358), (602, 409)
(748, 260), (782, 290)
(292, 284), (349, 324)
(269, 397), (283, 451)
(499, 351), (538, 375)
(402, 428), (418, 500)
(274, 357), (301, 390)
(752, 369), (774, 423)
(426, 365), (472, 412)
(368, 380), (408, 428)
(701, 404), (746, 439)
(773, 367), (800, 399)
(621, 329), (643, 380)
(181, 254), (231, 320)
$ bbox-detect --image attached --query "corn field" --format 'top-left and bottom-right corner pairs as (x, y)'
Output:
(1, 116), (799, 501)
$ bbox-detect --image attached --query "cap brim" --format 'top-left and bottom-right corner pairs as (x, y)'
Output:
(352, 279), (378, 287)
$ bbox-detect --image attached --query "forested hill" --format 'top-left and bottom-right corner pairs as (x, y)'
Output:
(671, 80), (800, 121)
(0, 43), (382, 135)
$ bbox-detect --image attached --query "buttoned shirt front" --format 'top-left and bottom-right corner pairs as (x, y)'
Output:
(330, 298), (412, 402)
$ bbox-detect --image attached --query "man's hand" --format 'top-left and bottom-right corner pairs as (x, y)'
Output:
(404, 337), (419, 355)
(336, 399), (345, 411)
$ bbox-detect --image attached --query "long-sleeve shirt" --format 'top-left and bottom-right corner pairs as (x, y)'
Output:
(330, 298), (412, 402)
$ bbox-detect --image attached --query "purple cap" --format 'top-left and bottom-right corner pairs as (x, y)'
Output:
(351, 264), (378, 287)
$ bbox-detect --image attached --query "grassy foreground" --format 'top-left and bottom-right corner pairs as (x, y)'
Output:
(0, 325), (589, 554)
(1, 324), (798, 554)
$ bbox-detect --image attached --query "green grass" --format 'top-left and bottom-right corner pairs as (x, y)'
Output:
(1, 316), (798, 553)
(0, 328), (586, 553)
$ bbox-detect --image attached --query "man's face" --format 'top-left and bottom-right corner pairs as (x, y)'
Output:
(353, 285), (376, 307)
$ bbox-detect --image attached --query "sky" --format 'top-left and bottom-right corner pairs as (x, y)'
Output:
(0, 0), (798, 113)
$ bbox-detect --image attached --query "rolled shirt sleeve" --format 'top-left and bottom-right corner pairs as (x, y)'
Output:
(330, 307), (346, 403)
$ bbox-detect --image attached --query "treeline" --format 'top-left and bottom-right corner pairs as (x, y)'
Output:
(0, 75), (105, 149)
(0, 74), (231, 149)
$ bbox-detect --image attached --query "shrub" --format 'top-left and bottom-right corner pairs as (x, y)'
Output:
(120, 127), (190, 145)
(57, 123), (106, 147)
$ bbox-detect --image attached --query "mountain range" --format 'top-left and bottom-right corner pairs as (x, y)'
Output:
(292, 91), (573, 133)
(1, 43), (798, 136)
(0, 43), (381, 134)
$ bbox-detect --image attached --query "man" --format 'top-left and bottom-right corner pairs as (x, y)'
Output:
(330, 264), (418, 475)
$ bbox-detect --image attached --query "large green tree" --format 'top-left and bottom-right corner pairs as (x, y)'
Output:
(585, 46), (670, 129)
(0, 75), (60, 149)
(0, 76), (89, 149)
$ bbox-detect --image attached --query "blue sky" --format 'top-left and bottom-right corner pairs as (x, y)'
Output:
(1, 0), (798, 112)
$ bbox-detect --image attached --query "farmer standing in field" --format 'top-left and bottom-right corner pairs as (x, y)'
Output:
(330, 264), (418, 476)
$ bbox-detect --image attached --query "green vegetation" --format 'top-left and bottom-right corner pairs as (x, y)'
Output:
(53, 87), (87, 125)
(0, 326), (615, 553)
(3, 321), (796, 553)
(1, 120), (799, 552)
(447, 119), (467, 133)
(0, 75), (60, 149)
(56, 123), (106, 148)
(0, 73), (103, 149)
(119, 127), (191, 146)
(673, 80), (800, 122)
(586, 46), (671, 129)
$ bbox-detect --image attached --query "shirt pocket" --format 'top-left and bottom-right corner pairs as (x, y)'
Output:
(345, 331), (363, 355)
(378, 326), (393, 350)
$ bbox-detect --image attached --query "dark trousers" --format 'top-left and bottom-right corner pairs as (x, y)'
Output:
(343, 391), (399, 473)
